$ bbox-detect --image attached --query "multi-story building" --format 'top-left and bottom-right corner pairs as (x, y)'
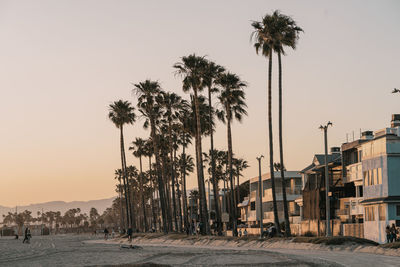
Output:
(238, 171), (302, 227)
(356, 114), (400, 243)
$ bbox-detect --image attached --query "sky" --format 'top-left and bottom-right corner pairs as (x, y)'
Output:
(0, 0), (399, 207)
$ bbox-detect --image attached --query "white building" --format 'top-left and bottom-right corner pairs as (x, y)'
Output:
(343, 114), (400, 243)
(239, 171), (302, 226)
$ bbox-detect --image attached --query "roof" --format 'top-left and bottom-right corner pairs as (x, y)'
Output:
(249, 171), (301, 183)
(361, 196), (400, 204)
(300, 153), (341, 174)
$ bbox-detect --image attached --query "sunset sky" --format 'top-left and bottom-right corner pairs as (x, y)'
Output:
(0, 0), (399, 207)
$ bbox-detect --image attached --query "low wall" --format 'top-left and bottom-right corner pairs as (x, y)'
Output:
(343, 223), (364, 238)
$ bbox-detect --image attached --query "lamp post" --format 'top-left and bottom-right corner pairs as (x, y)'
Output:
(319, 121), (333, 237)
(256, 155), (264, 238)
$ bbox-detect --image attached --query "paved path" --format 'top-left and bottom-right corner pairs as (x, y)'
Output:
(0, 235), (398, 266)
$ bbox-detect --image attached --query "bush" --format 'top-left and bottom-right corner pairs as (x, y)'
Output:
(303, 231), (314, 237)
(292, 236), (378, 246)
(380, 242), (400, 249)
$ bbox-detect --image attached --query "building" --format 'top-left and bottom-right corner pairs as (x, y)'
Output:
(353, 115), (400, 243)
(299, 149), (342, 222)
(238, 171), (302, 227)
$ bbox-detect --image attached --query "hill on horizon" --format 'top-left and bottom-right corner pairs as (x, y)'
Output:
(0, 197), (116, 221)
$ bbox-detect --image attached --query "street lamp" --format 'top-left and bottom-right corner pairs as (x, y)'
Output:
(256, 155), (264, 238)
(319, 121), (333, 237)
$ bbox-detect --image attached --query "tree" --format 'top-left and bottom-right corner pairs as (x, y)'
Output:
(174, 54), (210, 234)
(251, 11), (303, 236)
(108, 100), (136, 230)
(216, 72), (247, 236)
(233, 158), (249, 207)
(89, 208), (100, 228)
(130, 137), (148, 232)
(134, 80), (168, 233)
(202, 59), (225, 235)
(251, 14), (280, 232)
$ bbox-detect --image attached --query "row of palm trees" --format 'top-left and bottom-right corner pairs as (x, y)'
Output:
(109, 10), (302, 236)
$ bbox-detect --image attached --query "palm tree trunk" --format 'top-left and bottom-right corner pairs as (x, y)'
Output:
(182, 137), (189, 233)
(139, 156), (148, 232)
(150, 120), (168, 233)
(118, 178), (125, 229)
(267, 55), (281, 232)
(226, 113), (237, 236)
(208, 86), (222, 235)
(278, 51), (291, 236)
(193, 88), (210, 235)
(119, 127), (130, 230)
(122, 144), (136, 230)
(168, 124), (178, 231)
(174, 147), (183, 232)
(236, 166), (240, 218)
(149, 156), (157, 230)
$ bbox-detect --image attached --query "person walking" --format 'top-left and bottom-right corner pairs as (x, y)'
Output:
(386, 225), (391, 243)
(22, 227), (31, 244)
(127, 227), (133, 242)
(104, 228), (109, 240)
(390, 224), (398, 242)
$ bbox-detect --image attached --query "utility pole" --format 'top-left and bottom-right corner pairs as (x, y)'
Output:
(256, 155), (264, 238)
(319, 121), (333, 237)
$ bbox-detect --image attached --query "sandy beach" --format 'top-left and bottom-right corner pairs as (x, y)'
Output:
(1, 234), (399, 266)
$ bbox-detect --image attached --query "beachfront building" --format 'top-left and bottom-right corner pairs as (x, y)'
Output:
(238, 171), (302, 227)
(356, 114), (400, 243)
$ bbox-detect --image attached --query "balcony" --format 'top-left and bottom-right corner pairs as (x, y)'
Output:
(350, 197), (364, 215)
(346, 162), (362, 183)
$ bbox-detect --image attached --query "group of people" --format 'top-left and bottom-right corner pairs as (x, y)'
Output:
(385, 223), (399, 243)
(238, 228), (248, 237)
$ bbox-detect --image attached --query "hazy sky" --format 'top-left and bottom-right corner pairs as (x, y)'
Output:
(1, 0), (399, 207)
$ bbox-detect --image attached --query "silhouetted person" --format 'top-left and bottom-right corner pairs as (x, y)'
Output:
(104, 228), (109, 240)
(390, 224), (398, 242)
(22, 227), (31, 244)
(127, 227), (133, 242)
(386, 225), (391, 243)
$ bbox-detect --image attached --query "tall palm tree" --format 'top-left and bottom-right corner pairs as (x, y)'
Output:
(144, 139), (158, 231)
(160, 92), (186, 231)
(129, 137), (148, 232)
(174, 54), (210, 234)
(251, 15), (280, 232)
(202, 60), (225, 235)
(108, 100), (136, 230)
(216, 72), (247, 236)
(133, 80), (168, 233)
(233, 158), (249, 208)
(252, 11), (303, 236)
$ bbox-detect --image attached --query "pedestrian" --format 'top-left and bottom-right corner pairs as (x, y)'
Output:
(386, 225), (391, 243)
(104, 228), (109, 240)
(22, 227), (31, 244)
(243, 228), (248, 237)
(238, 229), (242, 237)
(127, 227), (133, 242)
(390, 224), (398, 242)
(111, 228), (115, 239)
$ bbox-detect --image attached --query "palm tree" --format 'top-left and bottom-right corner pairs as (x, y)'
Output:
(251, 15), (280, 232)
(129, 137), (148, 232)
(202, 59), (225, 235)
(233, 158), (249, 208)
(144, 139), (158, 231)
(174, 54), (210, 234)
(114, 169), (125, 228)
(251, 11), (303, 236)
(216, 72), (247, 236)
(108, 100), (136, 230)
(133, 80), (168, 233)
(160, 92), (186, 231)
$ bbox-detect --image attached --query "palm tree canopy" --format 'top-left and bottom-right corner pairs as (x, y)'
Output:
(173, 54), (208, 92)
(108, 100), (136, 128)
(129, 137), (146, 158)
(202, 60), (225, 92)
(216, 72), (248, 123)
(251, 10), (303, 57)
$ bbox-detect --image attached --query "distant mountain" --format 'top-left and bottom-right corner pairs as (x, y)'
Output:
(0, 197), (116, 221)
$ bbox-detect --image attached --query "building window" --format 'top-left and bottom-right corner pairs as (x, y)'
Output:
(377, 168), (382, 184)
(250, 201), (256, 211)
(365, 206), (375, 221)
(378, 205), (386, 221)
(396, 205), (400, 217)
